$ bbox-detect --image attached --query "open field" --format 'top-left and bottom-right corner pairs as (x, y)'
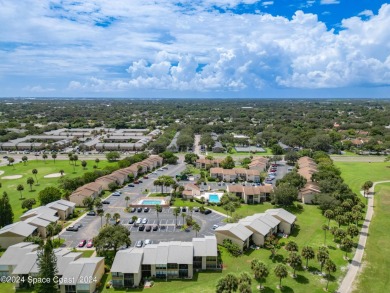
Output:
(353, 183), (390, 292)
(334, 161), (390, 195)
(0, 159), (115, 219)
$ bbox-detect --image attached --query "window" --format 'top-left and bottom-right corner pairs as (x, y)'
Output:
(167, 263), (178, 269)
(156, 264), (166, 269)
(64, 285), (76, 293)
(206, 257), (217, 261)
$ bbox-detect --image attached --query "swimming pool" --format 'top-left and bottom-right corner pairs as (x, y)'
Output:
(208, 194), (220, 203)
(141, 199), (163, 205)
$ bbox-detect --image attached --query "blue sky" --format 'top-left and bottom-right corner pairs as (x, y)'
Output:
(0, 0), (389, 98)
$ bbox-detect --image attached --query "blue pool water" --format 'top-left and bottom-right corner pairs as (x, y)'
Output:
(208, 194), (220, 203)
(141, 200), (163, 205)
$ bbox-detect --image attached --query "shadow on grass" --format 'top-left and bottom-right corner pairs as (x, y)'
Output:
(261, 286), (276, 293)
(269, 254), (284, 263)
(279, 285), (294, 293)
(289, 225), (301, 237)
(295, 274), (309, 284)
(327, 245), (336, 250)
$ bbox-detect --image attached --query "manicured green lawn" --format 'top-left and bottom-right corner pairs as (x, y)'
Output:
(0, 159), (115, 219)
(74, 249), (95, 258)
(335, 161), (390, 195)
(353, 183), (390, 292)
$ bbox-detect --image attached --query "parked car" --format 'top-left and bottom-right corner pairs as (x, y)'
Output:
(135, 240), (143, 247)
(143, 176), (149, 179)
(204, 209), (212, 215)
(86, 240), (93, 248)
(74, 223), (82, 229)
(128, 184), (135, 187)
(144, 207), (149, 212)
(128, 218), (135, 224)
(181, 207), (187, 212)
(212, 224), (219, 230)
(86, 211), (96, 216)
(144, 239), (152, 246)
(137, 207), (143, 212)
(135, 218), (142, 226)
(112, 192), (120, 196)
(163, 166), (168, 170)
(78, 240), (87, 248)
(145, 226), (152, 232)
(138, 180), (143, 183)
(152, 225), (158, 231)
(102, 200), (110, 204)
(193, 207), (199, 212)
(138, 224), (145, 231)
(130, 207), (136, 213)
(134, 181), (139, 184)
(142, 218), (148, 224)
(66, 226), (78, 232)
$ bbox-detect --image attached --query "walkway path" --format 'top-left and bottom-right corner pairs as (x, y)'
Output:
(337, 180), (390, 293)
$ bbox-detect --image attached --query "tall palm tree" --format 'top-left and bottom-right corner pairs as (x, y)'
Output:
(153, 179), (162, 193)
(274, 264), (288, 289)
(113, 213), (121, 224)
(95, 158), (100, 167)
(301, 246), (315, 269)
(59, 169), (64, 176)
(173, 207), (180, 226)
(42, 153), (48, 163)
(286, 252), (302, 277)
(8, 157), (15, 169)
(125, 196), (130, 208)
(26, 177), (35, 191)
(322, 224), (329, 246)
(97, 209), (104, 229)
(324, 259), (337, 291)
(52, 153), (57, 164)
(181, 212), (187, 226)
(324, 210), (334, 228)
(192, 221), (201, 237)
(32, 169), (38, 184)
(105, 213), (111, 226)
(22, 156), (28, 165)
(155, 204), (162, 226)
(251, 260), (269, 290)
(72, 154), (78, 166)
(46, 223), (55, 240)
(317, 247), (329, 274)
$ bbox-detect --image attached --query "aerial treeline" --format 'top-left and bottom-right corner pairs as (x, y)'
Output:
(176, 126), (195, 152)
(149, 125), (178, 154)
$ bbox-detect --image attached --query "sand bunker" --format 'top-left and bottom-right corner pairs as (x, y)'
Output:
(44, 173), (65, 178)
(1, 175), (22, 179)
(0, 171), (4, 176)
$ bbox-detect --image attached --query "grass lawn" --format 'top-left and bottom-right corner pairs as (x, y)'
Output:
(208, 148), (273, 157)
(353, 183), (390, 292)
(148, 193), (170, 197)
(0, 159), (115, 219)
(74, 249), (95, 258)
(334, 161), (390, 195)
(101, 203), (350, 293)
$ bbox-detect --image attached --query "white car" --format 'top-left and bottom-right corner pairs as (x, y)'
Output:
(212, 224), (219, 230)
(144, 239), (152, 246)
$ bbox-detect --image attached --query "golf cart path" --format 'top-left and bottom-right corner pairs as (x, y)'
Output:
(337, 180), (390, 293)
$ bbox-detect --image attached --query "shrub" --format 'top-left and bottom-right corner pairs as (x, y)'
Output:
(223, 239), (242, 257)
(296, 203), (304, 210)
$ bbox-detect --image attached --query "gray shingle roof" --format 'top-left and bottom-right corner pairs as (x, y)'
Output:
(192, 236), (218, 257)
(266, 208), (296, 224)
(59, 257), (104, 285)
(0, 222), (37, 237)
(239, 217), (271, 236)
(21, 206), (58, 219)
(0, 242), (38, 266)
(111, 248), (143, 273)
(215, 223), (253, 241)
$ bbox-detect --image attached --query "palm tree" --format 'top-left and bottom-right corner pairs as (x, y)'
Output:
(97, 209), (104, 229)
(189, 206), (193, 216)
(317, 247), (329, 274)
(322, 224), (329, 246)
(72, 154), (78, 166)
(52, 153), (57, 163)
(70, 157), (75, 172)
(46, 223), (55, 240)
(95, 158), (100, 167)
(153, 179), (162, 193)
(274, 264), (288, 289)
(26, 177), (35, 191)
(125, 196), (130, 208)
(173, 207), (180, 226)
(8, 157), (15, 169)
(181, 212), (187, 226)
(285, 241), (298, 252)
(216, 273), (238, 293)
(324, 210), (334, 228)
(68, 153), (73, 164)
(113, 213), (121, 224)
(324, 259), (337, 291)
(347, 225), (359, 239)
(17, 184), (24, 200)
(32, 169), (38, 184)
(301, 246), (315, 269)
(42, 153), (48, 163)
(362, 181), (373, 197)
(341, 237), (354, 258)
(81, 160), (87, 169)
(105, 213), (111, 226)
(22, 156), (28, 165)
(59, 169), (64, 177)
(192, 221), (201, 237)
(251, 259), (269, 290)
(287, 252), (302, 277)
(155, 204), (162, 226)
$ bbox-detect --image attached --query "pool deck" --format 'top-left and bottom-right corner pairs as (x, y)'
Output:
(131, 196), (170, 207)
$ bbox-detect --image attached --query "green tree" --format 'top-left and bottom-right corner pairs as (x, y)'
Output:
(274, 264), (288, 289)
(8, 157), (15, 168)
(173, 207), (180, 226)
(341, 237), (354, 258)
(106, 151), (120, 162)
(125, 196), (130, 208)
(251, 259), (269, 290)
(22, 155), (28, 165)
(27, 177), (35, 191)
(216, 273), (239, 293)
(221, 156), (235, 169)
(97, 208), (104, 229)
(184, 153), (199, 164)
(322, 224), (329, 246)
(32, 168), (39, 184)
(324, 259), (337, 291)
(271, 144), (284, 155)
(238, 282), (252, 293)
(95, 158), (100, 167)
(93, 224), (131, 255)
(301, 246), (315, 269)
(38, 186), (61, 205)
(347, 225), (359, 239)
(317, 247), (329, 274)
(83, 197), (95, 211)
(42, 153), (48, 163)
(287, 252), (302, 277)
(324, 210), (334, 228)
(35, 239), (58, 293)
(113, 212), (121, 224)
(156, 204), (162, 226)
(192, 221), (201, 237)
(285, 241), (298, 252)
(17, 184), (24, 200)
(81, 160), (87, 169)
(0, 192), (14, 227)
(51, 153), (57, 163)
(22, 198), (36, 210)
(272, 182), (298, 206)
(105, 212), (111, 226)
(362, 181), (373, 197)
(59, 169), (64, 176)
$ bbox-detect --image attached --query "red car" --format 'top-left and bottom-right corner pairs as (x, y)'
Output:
(86, 240), (93, 248)
(78, 240), (87, 248)
(143, 176), (149, 179)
